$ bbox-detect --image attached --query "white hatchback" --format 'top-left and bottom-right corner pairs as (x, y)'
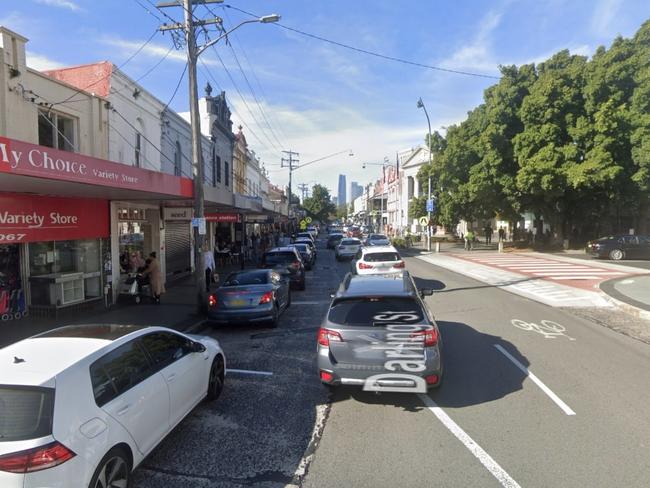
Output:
(336, 238), (362, 260)
(352, 245), (405, 275)
(0, 324), (226, 488)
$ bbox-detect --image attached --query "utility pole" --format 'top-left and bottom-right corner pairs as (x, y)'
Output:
(282, 150), (299, 217)
(158, 2), (280, 312)
(417, 98), (433, 251)
(297, 183), (309, 203)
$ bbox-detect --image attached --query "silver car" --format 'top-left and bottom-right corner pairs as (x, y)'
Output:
(336, 238), (362, 261)
(364, 233), (391, 246)
(317, 272), (441, 393)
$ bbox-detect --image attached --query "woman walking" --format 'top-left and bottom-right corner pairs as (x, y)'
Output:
(142, 251), (165, 303)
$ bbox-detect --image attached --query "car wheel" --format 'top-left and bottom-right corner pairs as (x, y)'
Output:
(89, 446), (131, 488)
(299, 279), (306, 291)
(609, 249), (624, 260)
(286, 291), (292, 308)
(134, 295), (141, 304)
(269, 303), (280, 328)
(207, 355), (225, 401)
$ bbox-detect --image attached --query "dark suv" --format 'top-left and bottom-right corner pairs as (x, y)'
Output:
(261, 247), (306, 290)
(317, 272), (441, 392)
(586, 235), (650, 260)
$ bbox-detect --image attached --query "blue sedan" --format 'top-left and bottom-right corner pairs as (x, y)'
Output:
(207, 269), (291, 327)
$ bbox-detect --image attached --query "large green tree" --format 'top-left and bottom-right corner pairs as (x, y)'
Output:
(302, 184), (336, 223)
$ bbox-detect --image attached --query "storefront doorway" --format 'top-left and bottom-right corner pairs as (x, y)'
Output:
(0, 244), (25, 321)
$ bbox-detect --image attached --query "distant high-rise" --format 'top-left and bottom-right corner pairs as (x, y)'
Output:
(338, 174), (347, 207)
(349, 181), (363, 203)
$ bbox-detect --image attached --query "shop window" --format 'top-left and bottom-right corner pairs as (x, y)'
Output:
(225, 161), (229, 187)
(38, 110), (76, 152)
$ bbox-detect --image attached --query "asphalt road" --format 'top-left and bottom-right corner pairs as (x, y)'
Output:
(553, 252), (650, 270)
(131, 236), (650, 488)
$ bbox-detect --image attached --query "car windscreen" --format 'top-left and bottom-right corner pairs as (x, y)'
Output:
(294, 244), (309, 252)
(223, 271), (269, 286)
(370, 235), (388, 240)
(264, 252), (297, 265)
(328, 297), (424, 326)
(364, 252), (400, 262)
(340, 239), (360, 245)
(0, 386), (55, 442)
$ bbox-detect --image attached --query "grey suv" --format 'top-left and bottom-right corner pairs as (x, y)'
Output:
(317, 272), (442, 393)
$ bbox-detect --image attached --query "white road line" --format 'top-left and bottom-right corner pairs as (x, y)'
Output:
(291, 300), (329, 305)
(418, 394), (522, 488)
(494, 344), (576, 416)
(531, 271), (622, 276)
(226, 368), (274, 376)
(550, 276), (602, 280)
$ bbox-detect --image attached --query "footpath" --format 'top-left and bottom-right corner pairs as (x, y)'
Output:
(0, 262), (244, 348)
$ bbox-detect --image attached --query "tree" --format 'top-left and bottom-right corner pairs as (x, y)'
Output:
(302, 184), (336, 223)
(335, 204), (348, 219)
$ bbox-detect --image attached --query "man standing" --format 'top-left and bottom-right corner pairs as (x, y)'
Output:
(203, 245), (216, 292)
(498, 226), (505, 242)
(484, 224), (493, 245)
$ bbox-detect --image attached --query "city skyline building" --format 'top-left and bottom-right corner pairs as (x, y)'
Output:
(338, 174), (347, 207)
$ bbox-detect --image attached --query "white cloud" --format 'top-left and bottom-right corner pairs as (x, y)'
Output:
(590, 0), (624, 36)
(100, 37), (221, 67)
(26, 50), (65, 70)
(34, 0), (81, 12)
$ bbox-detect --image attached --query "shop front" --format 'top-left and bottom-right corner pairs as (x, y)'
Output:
(0, 193), (109, 317)
(162, 207), (192, 282)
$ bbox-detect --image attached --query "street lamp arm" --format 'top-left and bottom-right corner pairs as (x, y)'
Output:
(196, 19), (259, 57)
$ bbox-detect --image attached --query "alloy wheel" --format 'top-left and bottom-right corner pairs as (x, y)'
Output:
(609, 249), (624, 260)
(208, 356), (225, 400)
(93, 455), (129, 488)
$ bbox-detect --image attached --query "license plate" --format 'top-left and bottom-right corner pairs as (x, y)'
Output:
(229, 299), (247, 307)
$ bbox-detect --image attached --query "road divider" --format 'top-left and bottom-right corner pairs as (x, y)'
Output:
(494, 344), (576, 416)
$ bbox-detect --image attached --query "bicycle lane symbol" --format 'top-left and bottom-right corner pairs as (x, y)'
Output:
(511, 319), (576, 341)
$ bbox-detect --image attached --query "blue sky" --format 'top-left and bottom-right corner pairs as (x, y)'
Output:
(2, 0), (649, 198)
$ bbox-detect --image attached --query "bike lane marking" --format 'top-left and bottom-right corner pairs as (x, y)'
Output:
(418, 394), (522, 488)
(494, 344), (576, 416)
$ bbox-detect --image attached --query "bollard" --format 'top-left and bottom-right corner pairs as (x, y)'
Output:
(498, 241), (504, 253)
(435, 241), (440, 253)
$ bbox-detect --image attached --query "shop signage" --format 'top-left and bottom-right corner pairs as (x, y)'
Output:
(0, 193), (109, 244)
(205, 213), (240, 223)
(163, 207), (193, 221)
(0, 137), (193, 198)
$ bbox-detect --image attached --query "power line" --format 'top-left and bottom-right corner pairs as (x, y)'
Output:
(223, 4), (501, 80)
(162, 61), (189, 110)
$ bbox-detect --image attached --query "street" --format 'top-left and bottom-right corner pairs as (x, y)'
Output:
(132, 237), (650, 488)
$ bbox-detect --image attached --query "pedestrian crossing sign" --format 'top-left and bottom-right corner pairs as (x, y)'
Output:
(419, 216), (429, 226)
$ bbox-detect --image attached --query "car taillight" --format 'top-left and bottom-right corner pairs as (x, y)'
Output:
(259, 291), (273, 304)
(320, 370), (334, 383)
(0, 441), (76, 474)
(358, 262), (374, 269)
(317, 328), (343, 347)
(208, 294), (217, 307)
(411, 328), (438, 347)
(425, 374), (439, 385)
(393, 261), (405, 268)
(291, 260), (301, 269)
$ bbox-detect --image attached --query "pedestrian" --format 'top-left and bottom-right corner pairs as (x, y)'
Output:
(498, 226), (505, 242)
(141, 252), (164, 303)
(484, 224), (493, 245)
(465, 230), (475, 251)
(203, 245), (216, 292)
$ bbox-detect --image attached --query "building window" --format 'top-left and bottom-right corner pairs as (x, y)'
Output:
(225, 161), (229, 187)
(216, 156), (221, 183)
(174, 141), (182, 176)
(38, 110), (76, 152)
(135, 132), (142, 168)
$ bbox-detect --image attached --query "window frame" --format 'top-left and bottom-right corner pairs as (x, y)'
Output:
(37, 109), (77, 152)
(138, 331), (195, 374)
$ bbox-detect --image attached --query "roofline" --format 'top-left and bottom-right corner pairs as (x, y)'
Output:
(27, 67), (109, 102)
(0, 26), (29, 42)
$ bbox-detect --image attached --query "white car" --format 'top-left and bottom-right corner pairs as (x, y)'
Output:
(352, 245), (405, 275)
(0, 324), (226, 488)
(364, 233), (391, 246)
(336, 238), (362, 260)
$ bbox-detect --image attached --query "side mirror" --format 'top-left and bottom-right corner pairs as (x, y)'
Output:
(192, 341), (207, 353)
(419, 289), (434, 297)
(329, 290), (337, 298)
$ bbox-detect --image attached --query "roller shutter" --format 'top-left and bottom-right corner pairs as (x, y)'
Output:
(165, 222), (191, 281)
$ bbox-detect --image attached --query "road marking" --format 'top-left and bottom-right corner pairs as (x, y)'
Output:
(291, 300), (329, 305)
(226, 368), (274, 376)
(418, 394), (522, 488)
(494, 344), (576, 415)
(510, 319), (575, 340)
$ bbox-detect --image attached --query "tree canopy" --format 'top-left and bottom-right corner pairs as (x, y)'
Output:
(301, 184), (336, 223)
(418, 19), (650, 239)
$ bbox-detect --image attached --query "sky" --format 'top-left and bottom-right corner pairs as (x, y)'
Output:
(2, 0), (649, 199)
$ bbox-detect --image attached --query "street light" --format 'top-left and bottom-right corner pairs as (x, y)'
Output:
(417, 97), (433, 251)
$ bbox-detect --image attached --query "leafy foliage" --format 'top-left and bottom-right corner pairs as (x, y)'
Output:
(302, 184), (336, 223)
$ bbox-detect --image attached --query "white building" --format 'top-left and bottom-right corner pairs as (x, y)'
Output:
(397, 145), (431, 234)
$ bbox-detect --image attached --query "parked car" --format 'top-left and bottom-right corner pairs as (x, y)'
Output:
(347, 226), (362, 238)
(295, 232), (315, 243)
(336, 238), (362, 261)
(260, 247), (306, 290)
(207, 269), (290, 327)
(364, 233), (391, 246)
(586, 235), (650, 260)
(294, 237), (317, 258)
(352, 245), (405, 275)
(327, 233), (345, 249)
(292, 243), (315, 270)
(317, 272), (440, 391)
(0, 324), (225, 488)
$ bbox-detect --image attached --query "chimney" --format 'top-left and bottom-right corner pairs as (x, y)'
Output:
(0, 27), (28, 78)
